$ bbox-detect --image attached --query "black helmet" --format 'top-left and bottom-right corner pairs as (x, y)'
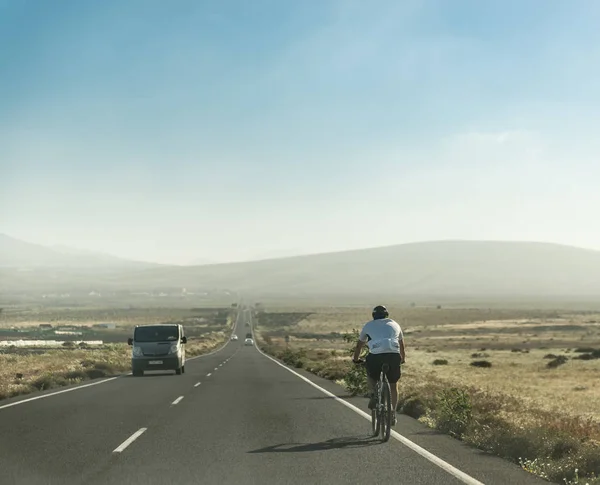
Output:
(372, 305), (389, 320)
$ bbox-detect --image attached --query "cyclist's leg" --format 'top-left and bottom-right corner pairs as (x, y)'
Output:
(384, 353), (402, 422)
(366, 375), (376, 394)
(364, 354), (380, 409)
(390, 382), (399, 412)
(389, 383), (399, 426)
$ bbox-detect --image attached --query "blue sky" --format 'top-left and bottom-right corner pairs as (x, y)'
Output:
(2, 0), (600, 264)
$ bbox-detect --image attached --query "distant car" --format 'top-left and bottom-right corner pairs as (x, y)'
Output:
(245, 338), (254, 346)
(230, 335), (238, 341)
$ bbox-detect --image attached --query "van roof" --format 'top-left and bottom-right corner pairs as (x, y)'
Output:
(135, 323), (180, 328)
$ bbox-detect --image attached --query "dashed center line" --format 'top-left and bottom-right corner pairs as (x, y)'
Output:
(214, 367), (218, 370)
(171, 396), (184, 405)
(206, 373), (212, 377)
(113, 428), (147, 453)
(194, 382), (201, 387)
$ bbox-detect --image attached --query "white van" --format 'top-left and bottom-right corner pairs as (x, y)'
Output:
(127, 324), (187, 377)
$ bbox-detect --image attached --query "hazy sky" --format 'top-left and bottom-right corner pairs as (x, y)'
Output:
(2, 0), (600, 265)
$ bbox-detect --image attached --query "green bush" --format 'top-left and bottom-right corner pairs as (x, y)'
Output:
(31, 374), (69, 391)
(342, 329), (368, 396)
(546, 355), (568, 368)
(573, 350), (600, 361)
(401, 396), (428, 419)
(432, 388), (472, 438)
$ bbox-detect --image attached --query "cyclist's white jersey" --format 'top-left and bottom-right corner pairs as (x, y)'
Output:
(359, 318), (403, 355)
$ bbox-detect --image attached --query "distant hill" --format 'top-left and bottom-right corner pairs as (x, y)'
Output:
(0, 234), (160, 269)
(187, 257), (222, 266)
(121, 240), (600, 298)
(3, 239), (600, 300)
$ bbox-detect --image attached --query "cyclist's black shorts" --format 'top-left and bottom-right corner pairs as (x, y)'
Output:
(365, 353), (401, 383)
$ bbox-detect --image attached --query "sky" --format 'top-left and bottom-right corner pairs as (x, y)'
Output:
(2, 0), (600, 265)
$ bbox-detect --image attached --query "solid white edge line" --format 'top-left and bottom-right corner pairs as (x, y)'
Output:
(252, 328), (485, 485)
(194, 382), (201, 387)
(171, 396), (184, 405)
(113, 427), (147, 453)
(0, 377), (120, 411)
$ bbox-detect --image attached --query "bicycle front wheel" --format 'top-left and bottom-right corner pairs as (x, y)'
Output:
(380, 380), (392, 442)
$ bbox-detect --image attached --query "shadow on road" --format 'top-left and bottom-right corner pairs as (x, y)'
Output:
(248, 436), (380, 454)
(126, 373), (176, 378)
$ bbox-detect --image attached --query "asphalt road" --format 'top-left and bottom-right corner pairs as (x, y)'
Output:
(0, 308), (546, 485)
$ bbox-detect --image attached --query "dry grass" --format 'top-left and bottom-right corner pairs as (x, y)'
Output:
(255, 306), (600, 484)
(0, 345), (130, 400)
(403, 348), (600, 419)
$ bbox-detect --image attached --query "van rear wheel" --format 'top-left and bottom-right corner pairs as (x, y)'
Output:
(175, 367), (182, 375)
(133, 369), (143, 377)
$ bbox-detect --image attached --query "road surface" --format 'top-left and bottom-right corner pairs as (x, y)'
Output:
(0, 308), (545, 485)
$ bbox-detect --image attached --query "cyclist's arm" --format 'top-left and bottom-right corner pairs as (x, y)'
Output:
(399, 338), (406, 363)
(352, 339), (365, 362)
(353, 325), (369, 362)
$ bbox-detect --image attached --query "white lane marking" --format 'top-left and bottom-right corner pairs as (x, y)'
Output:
(171, 396), (184, 405)
(113, 428), (147, 453)
(194, 382), (201, 387)
(0, 377), (120, 412)
(254, 343), (484, 485)
(214, 367), (218, 370)
(206, 373), (212, 377)
(219, 364), (223, 367)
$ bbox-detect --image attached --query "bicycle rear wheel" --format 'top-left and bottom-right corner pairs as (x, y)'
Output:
(380, 379), (392, 442)
(371, 408), (378, 437)
(371, 383), (380, 437)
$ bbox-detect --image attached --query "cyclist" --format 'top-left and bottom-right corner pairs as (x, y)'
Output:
(352, 305), (405, 425)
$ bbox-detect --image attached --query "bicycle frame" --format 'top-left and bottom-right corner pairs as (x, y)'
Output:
(372, 363), (392, 442)
(355, 358), (393, 442)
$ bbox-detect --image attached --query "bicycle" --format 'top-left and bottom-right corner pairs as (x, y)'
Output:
(354, 359), (392, 442)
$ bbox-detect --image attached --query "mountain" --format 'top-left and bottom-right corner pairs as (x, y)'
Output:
(0, 234), (159, 269)
(187, 257), (222, 266)
(123, 240), (600, 298)
(3, 239), (600, 300)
